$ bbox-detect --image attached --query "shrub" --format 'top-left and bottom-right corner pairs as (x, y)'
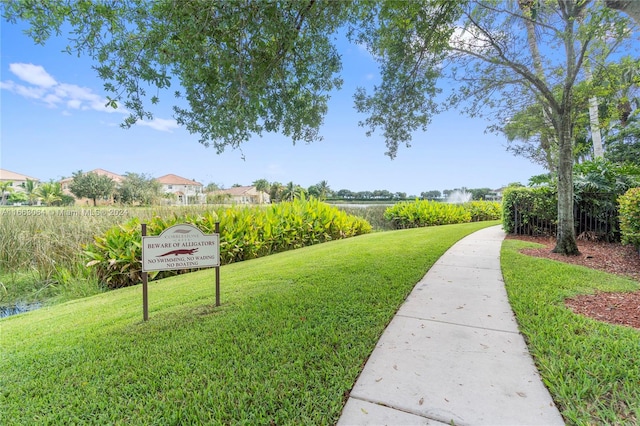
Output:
(618, 187), (640, 250)
(466, 201), (502, 222)
(384, 200), (472, 229)
(502, 186), (557, 235)
(84, 199), (372, 288)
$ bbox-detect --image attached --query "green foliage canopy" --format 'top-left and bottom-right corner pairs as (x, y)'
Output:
(68, 170), (115, 206)
(117, 172), (161, 205)
(2, 0), (352, 152)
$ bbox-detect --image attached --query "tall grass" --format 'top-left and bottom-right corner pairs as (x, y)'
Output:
(0, 206), (228, 305)
(337, 205), (393, 231)
(1, 203), (370, 305)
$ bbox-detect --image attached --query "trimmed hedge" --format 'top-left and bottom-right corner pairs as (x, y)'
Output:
(84, 199), (372, 288)
(384, 200), (501, 229)
(619, 187), (640, 250)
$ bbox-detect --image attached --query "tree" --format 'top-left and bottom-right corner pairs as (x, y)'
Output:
(505, 57), (639, 167)
(605, 0), (640, 23)
(0, 181), (14, 205)
(7, 191), (27, 205)
(307, 184), (321, 199)
(205, 182), (223, 192)
(117, 172), (161, 205)
(316, 180), (332, 200)
(5, 1), (636, 255)
(421, 190), (442, 200)
(596, 58), (640, 165)
(354, 1), (637, 254)
(2, 1), (354, 153)
(394, 192), (407, 200)
(21, 179), (39, 205)
(281, 181), (305, 202)
(335, 189), (354, 200)
(68, 170), (116, 206)
(252, 179), (271, 204)
(469, 188), (493, 201)
(269, 182), (284, 203)
(36, 181), (62, 206)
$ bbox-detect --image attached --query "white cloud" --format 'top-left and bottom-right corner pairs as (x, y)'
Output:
(9, 63), (57, 87)
(1, 80), (46, 99)
(42, 93), (62, 107)
(55, 82), (100, 101)
(449, 27), (492, 53)
(137, 117), (179, 132)
(67, 99), (82, 109)
(1, 62), (174, 131)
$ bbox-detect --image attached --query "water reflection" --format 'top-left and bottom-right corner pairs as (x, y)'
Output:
(0, 302), (42, 318)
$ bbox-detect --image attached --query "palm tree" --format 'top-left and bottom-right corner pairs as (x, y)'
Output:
(0, 181), (14, 205)
(22, 179), (39, 205)
(269, 182), (283, 203)
(316, 180), (331, 200)
(36, 181), (63, 206)
(281, 181), (305, 201)
(253, 179), (271, 204)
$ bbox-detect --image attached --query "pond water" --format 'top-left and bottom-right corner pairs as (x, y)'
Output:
(0, 302), (42, 319)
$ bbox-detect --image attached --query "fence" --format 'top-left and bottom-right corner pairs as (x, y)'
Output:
(513, 192), (620, 241)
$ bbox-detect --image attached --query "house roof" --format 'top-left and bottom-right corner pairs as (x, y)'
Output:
(0, 168), (40, 182)
(155, 174), (203, 186)
(59, 168), (124, 184)
(215, 186), (257, 196)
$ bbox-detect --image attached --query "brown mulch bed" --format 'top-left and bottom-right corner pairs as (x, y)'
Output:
(506, 235), (640, 330)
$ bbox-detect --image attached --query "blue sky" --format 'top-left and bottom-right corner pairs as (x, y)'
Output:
(1, 20), (546, 196)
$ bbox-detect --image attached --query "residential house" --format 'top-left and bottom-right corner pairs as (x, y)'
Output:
(156, 174), (204, 205)
(488, 188), (505, 201)
(0, 169), (40, 204)
(0, 169), (40, 193)
(211, 185), (270, 204)
(59, 168), (124, 205)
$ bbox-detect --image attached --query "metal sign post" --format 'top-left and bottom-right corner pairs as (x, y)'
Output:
(142, 223), (149, 321)
(215, 221), (220, 307)
(141, 222), (220, 321)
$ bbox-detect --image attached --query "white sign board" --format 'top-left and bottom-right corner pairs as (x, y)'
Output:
(142, 223), (220, 272)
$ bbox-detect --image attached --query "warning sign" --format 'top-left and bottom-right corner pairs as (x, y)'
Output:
(142, 223), (220, 272)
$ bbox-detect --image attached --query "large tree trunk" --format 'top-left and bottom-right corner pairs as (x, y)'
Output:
(606, 0), (640, 24)
(553, 119), (580, 255)
(519, 0), (558, 169)
(584, 63), (604, 158)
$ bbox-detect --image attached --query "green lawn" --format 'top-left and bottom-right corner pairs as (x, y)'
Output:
(1, 221), (495, 425)
(501, 239), (640, 425)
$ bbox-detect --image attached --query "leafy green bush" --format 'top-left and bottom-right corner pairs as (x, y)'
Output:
(84, 199), (372, 288)
(503, 161), (640, 239)
(466, 201), (502, 222)
(618, 187), (640, 250)
(383, 200), (501, 229)
(384, 200), (472, 229)
(502, 186), (557, 235)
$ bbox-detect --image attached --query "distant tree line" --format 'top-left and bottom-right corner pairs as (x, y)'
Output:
(248, 180), (503, 203)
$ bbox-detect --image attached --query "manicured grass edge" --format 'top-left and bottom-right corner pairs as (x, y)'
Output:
(501, 239), (640, 425)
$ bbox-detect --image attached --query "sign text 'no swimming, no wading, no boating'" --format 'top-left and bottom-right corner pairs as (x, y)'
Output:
(140, 223), (220, 321)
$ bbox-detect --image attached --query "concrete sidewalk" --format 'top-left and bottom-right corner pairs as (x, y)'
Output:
(338, 225), (565, 426)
